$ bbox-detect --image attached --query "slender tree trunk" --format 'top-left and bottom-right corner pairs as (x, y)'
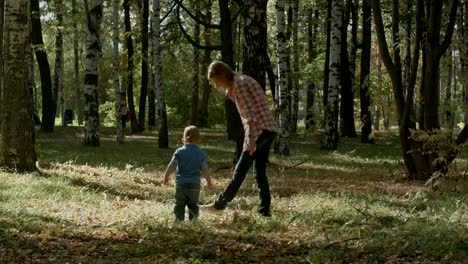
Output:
(321, 0), (343, 150)
(323, 1), (332, 108)
(199, 8), (213, 128)
(290, 0), (299, 133)
(72, 0), (82, 125)
(0, 0), (4, 129)
(113, 0), (123, 144)
(148, 21), (155, 130)
(0, 0), (37, 172)
(83, 0), (103, 146)
(153, 0), (168, 148)
(31, 0), (54, 133)
(124, 0), (137, 133)
(360, 0), (373, 143)
(138, 0), (149, 132)
(53, 3), (64, 126)
(305, 8), (318, 130)
(460, 1), (468, 124)
(340, 0), (357, 138)
(276, 0), (290, 155)
(190, 2), (200, 126)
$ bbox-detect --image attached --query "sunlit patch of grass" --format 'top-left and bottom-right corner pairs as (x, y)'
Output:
(0, 127), (466, 263)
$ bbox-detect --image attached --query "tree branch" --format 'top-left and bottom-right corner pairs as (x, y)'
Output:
(176, 3), (221, 51)
(175, 0), (220, 29)
(371, 0), (396, 76)
(439, 0), (459, 57)
(160, 0), (177, 24)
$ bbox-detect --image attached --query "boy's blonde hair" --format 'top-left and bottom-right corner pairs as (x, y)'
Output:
(183, 125), (200, 143)
(207, 61), (234, 82)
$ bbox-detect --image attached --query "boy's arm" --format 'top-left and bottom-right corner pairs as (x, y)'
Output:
(163, 167), (174, 185)
(201, 167), (212, 187)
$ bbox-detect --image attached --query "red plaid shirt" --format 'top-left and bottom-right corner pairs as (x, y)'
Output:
(227, 74), (278, 152)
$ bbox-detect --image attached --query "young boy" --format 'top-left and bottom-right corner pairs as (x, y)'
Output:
(164, 125), (213, 221)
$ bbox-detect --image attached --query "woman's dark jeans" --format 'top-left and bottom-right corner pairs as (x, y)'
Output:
(174, 183), (200, 221)
(214, 130), (276, 216)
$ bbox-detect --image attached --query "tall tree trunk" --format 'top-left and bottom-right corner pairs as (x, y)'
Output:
(72, 0), (83, 125)
(0, 0), (4, 129)
(276, 0), (290, 155)
(218, 0), (243, 163)
(199, 8), (213, 128)
(323, 1), (332, 108)
(459, 0), (468, 125)
(321, 0), (343, 150)
(153, 0), (168, 148)
(124, 0), (137, 133)
(290, 0), (299, 133)
(138, 0), (149, 132)
(53, 3), (64, 126)
(360, 0), (373, 143)
(113, 0), (123, 144)
(340, 0), (357, 138)
(305, 8), (318, 130)
(31, 0), (54, 133)
(242, 0), (268, 90)
(423, 0), (458, 131)
(445, 47), (454, 142)
(190, 1), (200, 126)
(83, 0), (103, 146)
(148, 21), (155, 130)
(0, 0), (37, 172)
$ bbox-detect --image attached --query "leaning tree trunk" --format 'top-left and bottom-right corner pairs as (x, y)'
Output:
(0, 0), (37, 172)
(153, 0), (168, 148)
(31, 0), (54, 133)
(138, 0), (149, 132)
(321, 0), (342, 150)
(276, 0), (290, 155)
(112, 0), (123, 144)
(83, 0), (103, 146)
(360, 0), (373, 143)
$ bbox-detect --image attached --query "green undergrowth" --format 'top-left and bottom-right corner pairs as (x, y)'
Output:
(0, 127), (466, 263)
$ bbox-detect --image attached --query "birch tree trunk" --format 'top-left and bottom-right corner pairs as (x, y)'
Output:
(321, 0), (342, 150)
(0, 0), (37, 172)
(305, 8), (318, 130)
(290, 0), (299, 133)
(31, 0), (54, 133)
(113, 0), (123, 144)
(138, 0), (149, 132)
(72, 0), (83, 125)
(148, 21), (155, 130)
(276, 0), (290, 155)
(83, 0), (103, 146)
(153, 0), (168, 148)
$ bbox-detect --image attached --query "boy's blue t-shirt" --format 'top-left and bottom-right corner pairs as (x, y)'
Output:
(167, 144), (208, 185)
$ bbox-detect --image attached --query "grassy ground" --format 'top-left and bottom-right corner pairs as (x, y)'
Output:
(0, 126), (467, 263)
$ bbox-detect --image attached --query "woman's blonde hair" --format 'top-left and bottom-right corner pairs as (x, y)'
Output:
(183, 125), (200, 143)
(207, 61), (234, 82)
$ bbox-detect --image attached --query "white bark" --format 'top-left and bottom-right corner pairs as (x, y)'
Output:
(276, 0), (290, 155)
(113, 0), (124, 144)
(83, 0), (103, 146)
(321, 0), (342, 150)
(152, 0), (168, 147)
